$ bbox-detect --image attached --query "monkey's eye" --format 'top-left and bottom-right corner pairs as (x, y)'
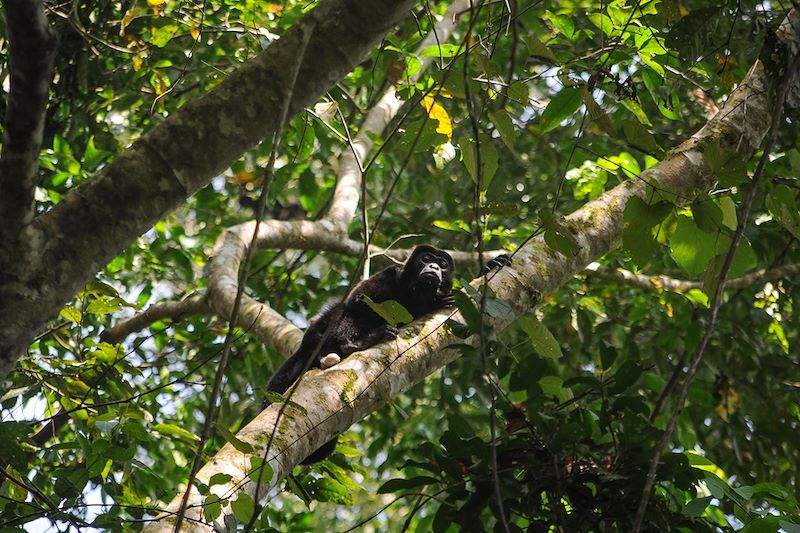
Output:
(438, 259), (448, 268)
(421, 253), (433, 262)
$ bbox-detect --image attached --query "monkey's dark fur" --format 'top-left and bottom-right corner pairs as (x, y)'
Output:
(265, 245), (455, 463)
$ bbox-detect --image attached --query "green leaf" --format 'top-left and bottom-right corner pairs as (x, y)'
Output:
(588, 13), (615, 36)
(483, 297), (515, 322)
(149, 24), (179, 48)
(398, 118), (447, 153)
(741, 516), (782, 532)
(307, 477), (353, 504)
(727, 238), (757, 278)
(702, 253), (726, 299)
(481, 143), (499, 188)
(202, 495), (222, 522)
(60, 305), (83, 324)
(85, 296), (123, 316)
(623, 118), (662, 155)
(473, 52), (502, 77)
(778, 521), (800, 533)
(208, 473), (232, 486)
(622, 197), (673, 267)
(519, 316), (562, 360)
(82, 136), (110, 170)
(489, 110), (516, 150)
(522, 35), (556, 62)
(545, 10), (575, 40)
(460, 138), (477, 181)
(600, 345), (617, 369)
(540, 87), (582, 133)
(264, 391), (285, 404)
(541, 211), (580, 256)
(360, 296), (412, 326)
(0, 422), (29, 471)
(508, 81), (529, 104)
(459, 138), (498, 189)
(691, 198), (724, 233)
(231, 492), (255, 523)
(567, 160), (607, 200)
(453, 291), (481, 334)
(684, 288), (709, 307)
(582, 91), (616, 136)
(378, 476), (440, 494)
(766, 185), (800, 238)
(682, 496), (712, 517)
(608, 360), (642, 394)
(669, 215), (718, 275)
(248, 456), (273, 484)
(153, 423), (200, 442)
(538, 376), (567, 399)
(217, 425), (254, 454)
(419, 43), (461, 58)
(621, 99), (653, 126)
(704, 140), (748, 187)
(718, 196), (738, 230)
(432, 219), (470, 233)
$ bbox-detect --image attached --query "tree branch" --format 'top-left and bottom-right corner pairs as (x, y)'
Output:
(584, 262), (800, 292)
(0, 0), (56, 239)
(99, 295), (209, 345)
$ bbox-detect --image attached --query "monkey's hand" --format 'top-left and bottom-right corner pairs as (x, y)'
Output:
(381, 324), (400, 340)
(478, 253), (512, 276)
(347, 324), (399, 353)
(440, 294), (456, 308)
(319, 353), (342, 369)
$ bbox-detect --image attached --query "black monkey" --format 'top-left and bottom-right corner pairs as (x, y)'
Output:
(265, 245), (455, 463)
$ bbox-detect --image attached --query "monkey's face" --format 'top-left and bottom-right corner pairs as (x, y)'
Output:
(405, 246), (454, 295)
(417, 252), (446, 284)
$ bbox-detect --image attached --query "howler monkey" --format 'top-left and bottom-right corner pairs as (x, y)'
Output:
(265, 245), (509, 463)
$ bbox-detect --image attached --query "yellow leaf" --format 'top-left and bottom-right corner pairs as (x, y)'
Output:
(147, 0), (165, 6)
(132, 55), (143, 72)
(422, 96), (452, 140)
(228, 171), (257, 185)
(432, 88), (453, 99)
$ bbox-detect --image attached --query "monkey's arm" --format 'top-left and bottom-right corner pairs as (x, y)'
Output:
(265, 348), (311, 400)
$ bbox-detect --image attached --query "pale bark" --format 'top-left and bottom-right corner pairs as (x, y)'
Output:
(99, 295), (210, 345)
(584, 262), (800, 293)
(141, 10), (800, 531)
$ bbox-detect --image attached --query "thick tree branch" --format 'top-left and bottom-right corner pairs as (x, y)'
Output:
(0, 0), (56, 239)
(0, 0), (418, 384)
(141, 10), (800, 530)
(99, 295), (209, 345)
(584, 262), (800, 292)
